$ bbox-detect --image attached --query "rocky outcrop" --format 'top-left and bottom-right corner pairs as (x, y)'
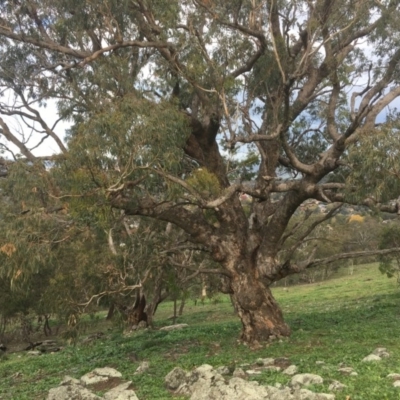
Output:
(290, 373), (324, 388)
(362, 347), (390, 362)
(165, 364), (335, 400)
(47, 368), (138, 400)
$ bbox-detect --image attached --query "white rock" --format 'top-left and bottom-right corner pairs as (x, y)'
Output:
(290, 373), (324, 388)
(165, 365), (335, 400)
(216, 366), (230, 375)
(337, 367), (355, 375)
(328, 380), (347, 391)
(233, 368), (246, 378)
(47, 384), (101, 400)
(60, 376), (80, 385)
(159, 323), (189, 331)
(164, 367), (188, 390)
(258, 357), (275, 366)
(27, 350), (41, 356)
(104, 381), (139, 400)
(246, 369), (262, 375)
(264, 366), (281, 372)
(387, 373), (400, 380)
(394, 380), (400, 388)
(362, 354), (381, 362)
(80, 373), (109, 386)
(283, 365), (298, 376)
(372, 347), (389, 358)
(80, 368), (122, 386)
(92, 368), (122, 378)
(133, 361), (149, 375)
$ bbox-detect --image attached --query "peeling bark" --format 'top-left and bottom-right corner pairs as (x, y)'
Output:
(230, 272), (290, 342)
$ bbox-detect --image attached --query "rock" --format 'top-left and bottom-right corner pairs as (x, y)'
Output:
(362, 354), (381, 362)
(137, 321), (147, 330)
(372, 347), (390, 358)
(315, 361), (325, 366)
(164, 367), (189, 390)
(81, 368), (122, 386)
(337, 367), (355, 375)
(256, 357), (275, 366)
(47, 383), (102, 400)
(190, 376), (269, 400)
(134, 361), (149, 375)
(216, 366), (230, 375)
(166, 365), (334, 400)
(387, 373), (400, 380)
(27, 350), (41, 356)
(104, 382), (138, 400)
(283, 365), (298, 376)
(264, 366), (282, 372)
(328, 380), (347, 391)
(232, 368), (246, 378)
(47, 368), (139, 400)
(60, 376), (80, 385)
(246, 370), (262, 375)
(290, 373), (324, 388)
(394, 381), (400, 388)
(159, 323), (189, 331)
(350, 372), (358, 377)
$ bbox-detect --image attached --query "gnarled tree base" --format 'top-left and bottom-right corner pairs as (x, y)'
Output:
(230, 275), (290, 343)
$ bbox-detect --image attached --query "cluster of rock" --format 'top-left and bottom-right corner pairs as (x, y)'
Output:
(361, 347), (400, 388)
(47, 367), (139, 400)
(361, 347), (390, 362)
(44, 347), (400, 399)
(165, 363), (334, 400)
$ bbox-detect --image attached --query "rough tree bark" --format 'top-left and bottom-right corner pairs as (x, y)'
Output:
(230, 273), (290, 342)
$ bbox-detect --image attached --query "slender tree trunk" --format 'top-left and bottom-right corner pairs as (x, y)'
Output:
(178, 298), (185, 316)
(229, 271), (290, 343)
(172, 298), (177, 324)
(106, 303), (115, 320)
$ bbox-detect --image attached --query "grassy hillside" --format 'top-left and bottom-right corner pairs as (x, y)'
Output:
(1, 263), (400, 399)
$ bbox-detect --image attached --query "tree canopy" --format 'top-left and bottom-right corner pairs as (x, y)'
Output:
(1, 0), (400, 343)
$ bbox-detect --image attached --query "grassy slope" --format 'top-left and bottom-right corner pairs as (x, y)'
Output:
(1, 263), (400, 400)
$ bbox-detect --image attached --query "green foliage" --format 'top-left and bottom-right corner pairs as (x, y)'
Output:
(186, 168), (221, 198)
(378, 223), (400, 282)
(346, 120), (400, 203)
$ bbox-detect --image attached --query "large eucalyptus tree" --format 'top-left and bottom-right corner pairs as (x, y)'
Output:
(1, 0), (400, 343)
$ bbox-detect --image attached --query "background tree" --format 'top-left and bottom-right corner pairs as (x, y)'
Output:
(1, 0), (400, 343)
(378, 223), (400, 283)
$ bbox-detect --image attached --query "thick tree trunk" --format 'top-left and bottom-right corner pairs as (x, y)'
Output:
(229, 273), (290, 343)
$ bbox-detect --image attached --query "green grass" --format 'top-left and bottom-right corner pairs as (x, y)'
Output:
(2, 263), (400, 399)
